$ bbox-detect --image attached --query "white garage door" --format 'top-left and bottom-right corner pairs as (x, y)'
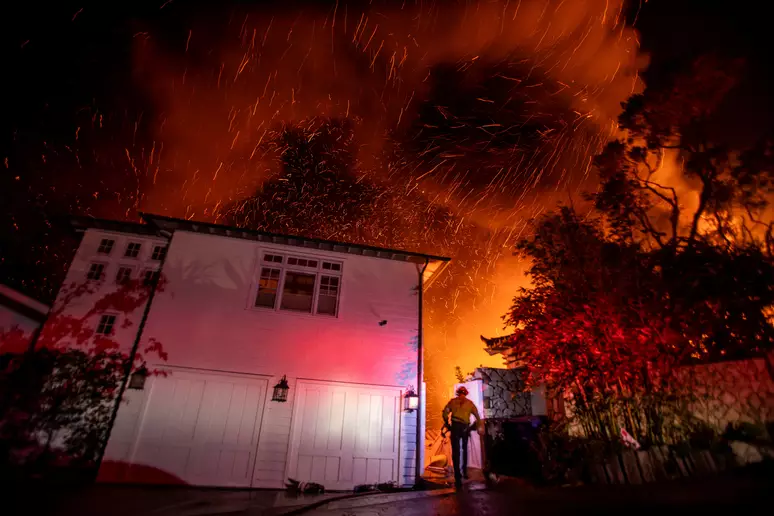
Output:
(287, 381), (402, 490)
(127, 370), (267, 487)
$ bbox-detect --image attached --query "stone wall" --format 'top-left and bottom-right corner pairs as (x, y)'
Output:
(679, 355), (774, 431)
(474, 367), (532, 418)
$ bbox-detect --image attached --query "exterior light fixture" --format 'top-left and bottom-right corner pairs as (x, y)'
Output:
(128, 366), (148, 390)
(403, 385), (419, 412)
(272, 375), (290, 402)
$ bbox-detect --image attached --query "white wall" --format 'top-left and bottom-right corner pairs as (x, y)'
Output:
(139, 230), (421, 387)
(96, 228), (422, 488)
(37, 228), (169, 355)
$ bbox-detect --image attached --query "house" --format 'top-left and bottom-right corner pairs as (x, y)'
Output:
(37, 213), (449, 489)
(0, 283), (49, 354)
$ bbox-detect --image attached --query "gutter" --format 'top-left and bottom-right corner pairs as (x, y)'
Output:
(93, 229), (174, 478)
(415, 257), (430, 484)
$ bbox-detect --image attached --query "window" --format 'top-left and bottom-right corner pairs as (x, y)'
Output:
(115, 266), (133, 285)
(322, 261), (342, 272)
(252, 253), (343, 316)
(142, 269), (160, 286)
(97, 238), (115, 254)
(287, 257), (318, 268)
(255, 268), (281, 308)
(86, 263), (105, 281)
(151, 245), (168, 261)
(96, 314), (116, 335)
(124, 242), (142, 258)
(317, 276), (340, 316)
(280, 272), (316, 312)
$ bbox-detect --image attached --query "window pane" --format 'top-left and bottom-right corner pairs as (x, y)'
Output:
(116, 267), (132, 284)
(280, 272), (315, 312)
(255, 267), (280, 308)
(87, 263), (104, 280)
(97, 314), (116, 335)
(143, 270), (159, 286)
(125, 242), (141, 258)
(317, 295), (337, 315)
(152, 246), (167, 260)
(317, 275), (339, 315)
(98, 239), (114, 254)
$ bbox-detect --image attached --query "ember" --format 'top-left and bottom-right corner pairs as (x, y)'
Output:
(2, 0), (645, 424)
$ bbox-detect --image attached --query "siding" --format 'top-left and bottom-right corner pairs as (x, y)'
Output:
(400, 411), (418, 487)
(253, 375), (296, 487)
(51, 226), (422, 488)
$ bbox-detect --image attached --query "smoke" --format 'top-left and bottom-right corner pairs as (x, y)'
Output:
(129, 0), (645, 424)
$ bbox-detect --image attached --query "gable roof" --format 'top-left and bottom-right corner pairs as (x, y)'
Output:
(69, 214), (451, 266)
(0, 284), (49, 322)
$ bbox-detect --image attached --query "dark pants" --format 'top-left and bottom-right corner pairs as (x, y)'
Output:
(450, 421), (470, 482)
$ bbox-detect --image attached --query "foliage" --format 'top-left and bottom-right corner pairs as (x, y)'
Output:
(504, 56), (774, 445)
(454, 366), (474, 383)
(0, 276), (167, 478)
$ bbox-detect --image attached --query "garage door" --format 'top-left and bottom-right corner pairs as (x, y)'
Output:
(127, 370), (267, 487)
(287, 381), (401, 490)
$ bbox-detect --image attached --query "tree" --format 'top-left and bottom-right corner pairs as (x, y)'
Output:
(0, 276), (167, 477)
(504, 57), (774, 443)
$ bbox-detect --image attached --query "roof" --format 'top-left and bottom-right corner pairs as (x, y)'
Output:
(69, 214), (451, 265)
(480, 333), (520, 355)
(70, 216), (160, 237)
(0, 284), (49, 322)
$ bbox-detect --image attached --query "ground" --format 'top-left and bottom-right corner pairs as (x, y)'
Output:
(7, 462), (774, 515)
(308, 463), (774, 515)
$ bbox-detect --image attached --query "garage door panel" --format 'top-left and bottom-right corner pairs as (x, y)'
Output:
(328, 391), (346, 450)
(290, 382), (401, 490)
(127, 371), (267, 487)
(299, 388), (319, 449)
(314, 392), (333, 450)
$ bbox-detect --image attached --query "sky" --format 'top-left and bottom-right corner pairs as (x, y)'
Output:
(2, 0), (772, 426)
(2, 0), (770, 302)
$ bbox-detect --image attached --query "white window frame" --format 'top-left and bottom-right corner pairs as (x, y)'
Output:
(95, 313), (118, 336)
(115, 265), (135, 285)
(151, 245), (168, 261)
(97, 238), (115, 255)
(124, 241), (142, 259)
(255, 266), (282, 309)
(141, 268), (160, 287)
(86, 262), (108, 282)
(250, 251), (343, 318)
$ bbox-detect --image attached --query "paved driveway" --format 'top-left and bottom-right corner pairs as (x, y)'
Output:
(307, 463), (774, 515)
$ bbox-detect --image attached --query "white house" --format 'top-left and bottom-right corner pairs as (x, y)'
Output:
(0, 283), (49, 354)
(41, 214), (449, 490)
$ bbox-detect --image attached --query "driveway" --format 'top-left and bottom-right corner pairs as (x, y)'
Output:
(307, 462), (774, 515)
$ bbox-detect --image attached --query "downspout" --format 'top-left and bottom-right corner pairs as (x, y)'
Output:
(93, 229), (174, 478)
(415, 257), (429, 484)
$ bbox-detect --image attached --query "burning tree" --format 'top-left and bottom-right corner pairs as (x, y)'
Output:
(0, 276), (167, 478)
(505, 57), (774, 444)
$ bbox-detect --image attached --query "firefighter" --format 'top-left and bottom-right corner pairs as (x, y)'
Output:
(442, 386), (480, 486)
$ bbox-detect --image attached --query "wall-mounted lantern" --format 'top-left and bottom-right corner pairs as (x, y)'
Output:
(128, 366), (148, 390)
(403, 385), (419, 412)
(272, 375), (290, 402)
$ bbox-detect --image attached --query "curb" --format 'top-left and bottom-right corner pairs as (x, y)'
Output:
(267, 492), (389, 515)
(273, 485), (481, 514)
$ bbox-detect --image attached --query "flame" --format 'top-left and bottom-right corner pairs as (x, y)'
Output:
(8, 1), (648, 427)
(130, 0), (645, 428)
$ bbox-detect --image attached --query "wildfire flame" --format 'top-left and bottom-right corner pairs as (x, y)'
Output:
(7, 1), (646, 425)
